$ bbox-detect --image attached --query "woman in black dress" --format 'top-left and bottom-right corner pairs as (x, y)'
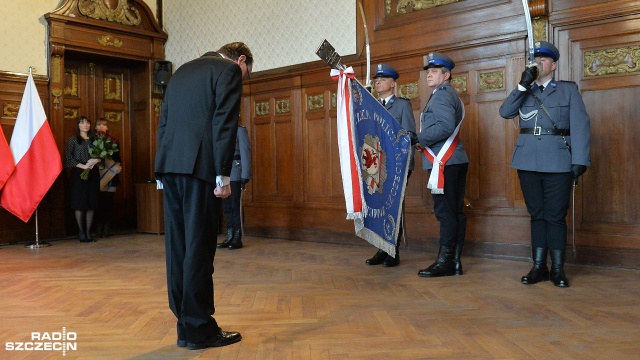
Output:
(65, 116), (101, 242)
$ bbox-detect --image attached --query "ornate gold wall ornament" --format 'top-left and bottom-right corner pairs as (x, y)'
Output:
(255, 101), (270, 116)
(64, 68), (79, 97)
(98, 35), (123, 48)
(64, 107), (79, 121)
(532, 17), (547, 42)
(307, 94), (324, 110)
(479, 70), (504, 92)
(3, 103), (20, 118)
(398, 82), (419, 99)
(78, 0), (142, 26)
(275, 99), (290, 114)
(584, 46), (640, 77)
(152, 98), (162, 117)
(51, 56), (62, 83)
(451, 74), (467, 94)
(396, 0), (462, 14)
(104, 73), (122, 101)
(104, 111), (122, 122)
(52, 88), (63, 110)
(331, 92), (337, 109)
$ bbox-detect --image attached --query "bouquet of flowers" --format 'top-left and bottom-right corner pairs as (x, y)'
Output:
(80, 131), (119, 180)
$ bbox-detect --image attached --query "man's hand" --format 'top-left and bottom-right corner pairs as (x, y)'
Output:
(571, 165), (587, 184)
(241, 178), (249, 190)
(214, 184), (231, 198)
(519, 64), (539, 89)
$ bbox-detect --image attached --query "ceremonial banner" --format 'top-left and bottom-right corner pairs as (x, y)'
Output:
(332, 68), (411, 256)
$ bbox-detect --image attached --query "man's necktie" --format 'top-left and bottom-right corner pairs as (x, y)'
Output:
(539, 85), (544, 93)
(381, 99), (386, 106)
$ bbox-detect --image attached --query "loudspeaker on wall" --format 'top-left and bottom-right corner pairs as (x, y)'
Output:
(154, 60), (172, 86)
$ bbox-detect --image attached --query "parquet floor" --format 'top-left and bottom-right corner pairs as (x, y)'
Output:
(0, 233), (638, 359)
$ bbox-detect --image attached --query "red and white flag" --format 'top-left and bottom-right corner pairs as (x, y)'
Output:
(0, 125), (15, 190)
(0, 72), (62, 222)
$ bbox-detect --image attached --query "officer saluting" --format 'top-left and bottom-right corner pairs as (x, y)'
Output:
(499, 41), (591, 288)
(364, 63), (417, 267)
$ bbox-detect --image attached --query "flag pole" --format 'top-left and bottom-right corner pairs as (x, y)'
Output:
(25, 208), (51, 248)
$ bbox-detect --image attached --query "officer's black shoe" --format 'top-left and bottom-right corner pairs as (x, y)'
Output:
(418, 245), (455, 277)
(187, 329), (242, 350)
(228, 229), (243, 250)
(550, 249), (569, 288)
(382, 255), (399, 267)
(453, 244), (464, 275)
(365, 249), (387, 265)
(521, 247), (549, 285)
(217, 228), (234, 248)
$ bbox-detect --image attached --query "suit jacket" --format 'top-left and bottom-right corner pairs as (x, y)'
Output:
(499, 80), (591, 172)
(418, 82), (468, 170)
(384, 95), (417, 171)
(154, 52), (242, 183)
(230, 125), (251, 181)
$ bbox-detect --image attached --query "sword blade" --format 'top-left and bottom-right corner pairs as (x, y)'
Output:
(521, 0), (535, 64)
(358, 0), (371, 91)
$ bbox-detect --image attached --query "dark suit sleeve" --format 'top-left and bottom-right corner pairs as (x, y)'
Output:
(212, 65), (242, 177)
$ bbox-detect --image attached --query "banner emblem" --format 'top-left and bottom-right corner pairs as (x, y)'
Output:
(361, 134), (386, 195)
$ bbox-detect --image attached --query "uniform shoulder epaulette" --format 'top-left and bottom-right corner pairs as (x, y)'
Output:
(396, 96), (410, 101)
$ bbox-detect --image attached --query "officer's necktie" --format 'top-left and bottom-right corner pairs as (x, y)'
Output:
(539, 85), (544, 93)
(381, 99), (386, 106)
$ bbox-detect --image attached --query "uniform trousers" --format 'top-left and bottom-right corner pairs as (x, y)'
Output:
(161, 173), (220, 344)
(222, 181), (243, 229)
(431, 163), (468, 247)
(517, 170), (573, 250)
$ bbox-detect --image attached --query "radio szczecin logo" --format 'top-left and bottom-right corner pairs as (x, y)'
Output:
(5, 327), (77, 356)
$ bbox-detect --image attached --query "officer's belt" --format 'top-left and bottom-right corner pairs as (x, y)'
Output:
(520, 127), (570, 136)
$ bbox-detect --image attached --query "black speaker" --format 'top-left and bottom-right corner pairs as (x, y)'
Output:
(154, 60), (172, 86)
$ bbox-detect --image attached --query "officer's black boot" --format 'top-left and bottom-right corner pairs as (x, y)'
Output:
(550, 249), (569, 288)
(366, 249), (387, 265)
(228, 228), (243, 250)
(382, 245), (399, 267)
(454, 244), (464, 275)
(418, 245), (456, 277)
(217, 228), (234, 248)
(521, 247), (550, 284)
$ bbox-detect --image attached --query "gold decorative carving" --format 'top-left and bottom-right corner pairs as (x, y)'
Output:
(52, 88), (63, 110)
(64, 107), (79, 121)
(255, 101), (270, 116)
(3, 103), (20, 118)
(98, 35), (123, 48)
(307, 94), (324, 110)
(532, 17), (547, 42)
(385, 0), (392, 15)
(104, 112), (122, 122)
(78, 0), (142, 26)
(64, 68), (79, 97)
(396, 0), (461, 14)
(451, 75), (467, 94)
(584, 46), (640, 77)
(51, 56), (62, 83)
(398, 82), (419, 99)
(104, 73), (122, 101)
(331, 92), (337, 109)
(479, 71), (504, 92)
(153, 98), (162, 117)
(275, 99), (290, 114)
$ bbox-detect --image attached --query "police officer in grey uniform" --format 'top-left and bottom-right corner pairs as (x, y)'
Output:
(217, 124), (251, 249)
(499, 41), (590, 288)
(365, 63), (417, 267)
(416, 52), (469, 278)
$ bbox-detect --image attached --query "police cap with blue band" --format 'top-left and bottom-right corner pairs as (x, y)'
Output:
(424, 52), (455, 71)
(374, 64), (399, 80)
(534, 41), (560, 62)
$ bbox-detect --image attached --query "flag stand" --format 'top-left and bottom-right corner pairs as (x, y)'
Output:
(25, 209), (51, 249)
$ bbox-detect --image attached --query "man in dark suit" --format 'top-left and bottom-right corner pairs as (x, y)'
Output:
(218, 123), (251, 250)
(154, 42), (253, 350)
(499, 41), (590, 288)
(415, 52), (469, 278)
(365, 63), (416, 267)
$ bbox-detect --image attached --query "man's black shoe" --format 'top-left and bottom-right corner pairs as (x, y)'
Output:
(187, 330), (242, 350)
(366, 249), (387, 265)
(177, 339), (187, 348)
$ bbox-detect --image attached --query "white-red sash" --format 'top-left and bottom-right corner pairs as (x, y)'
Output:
(420, 98), (465, 194)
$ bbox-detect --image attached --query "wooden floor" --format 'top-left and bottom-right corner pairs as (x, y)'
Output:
(0, 234), (639, 360)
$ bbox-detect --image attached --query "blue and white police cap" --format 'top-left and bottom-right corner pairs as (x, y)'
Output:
(424, 52), (455, 71)
(534, 41), (560, 62)
(374, 64), (399, 80)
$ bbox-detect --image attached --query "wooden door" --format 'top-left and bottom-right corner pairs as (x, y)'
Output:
(62, 58), (134, 232)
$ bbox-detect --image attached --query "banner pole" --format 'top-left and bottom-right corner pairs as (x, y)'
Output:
(25, 208), (51, 249)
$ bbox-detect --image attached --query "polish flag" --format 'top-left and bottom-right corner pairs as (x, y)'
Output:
(0, 125), (15, 190)
(0, 72), (62, 222)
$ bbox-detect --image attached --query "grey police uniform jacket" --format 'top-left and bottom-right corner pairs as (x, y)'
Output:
(418, 82), (469, 170)
(385, 95), (417, 171)
(499, 80), (590, 172)
(229, 125), (252, 181)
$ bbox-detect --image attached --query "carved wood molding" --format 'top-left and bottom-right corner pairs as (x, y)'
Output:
(78, 0), (142, 26)
(584, 45), (640, 78)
